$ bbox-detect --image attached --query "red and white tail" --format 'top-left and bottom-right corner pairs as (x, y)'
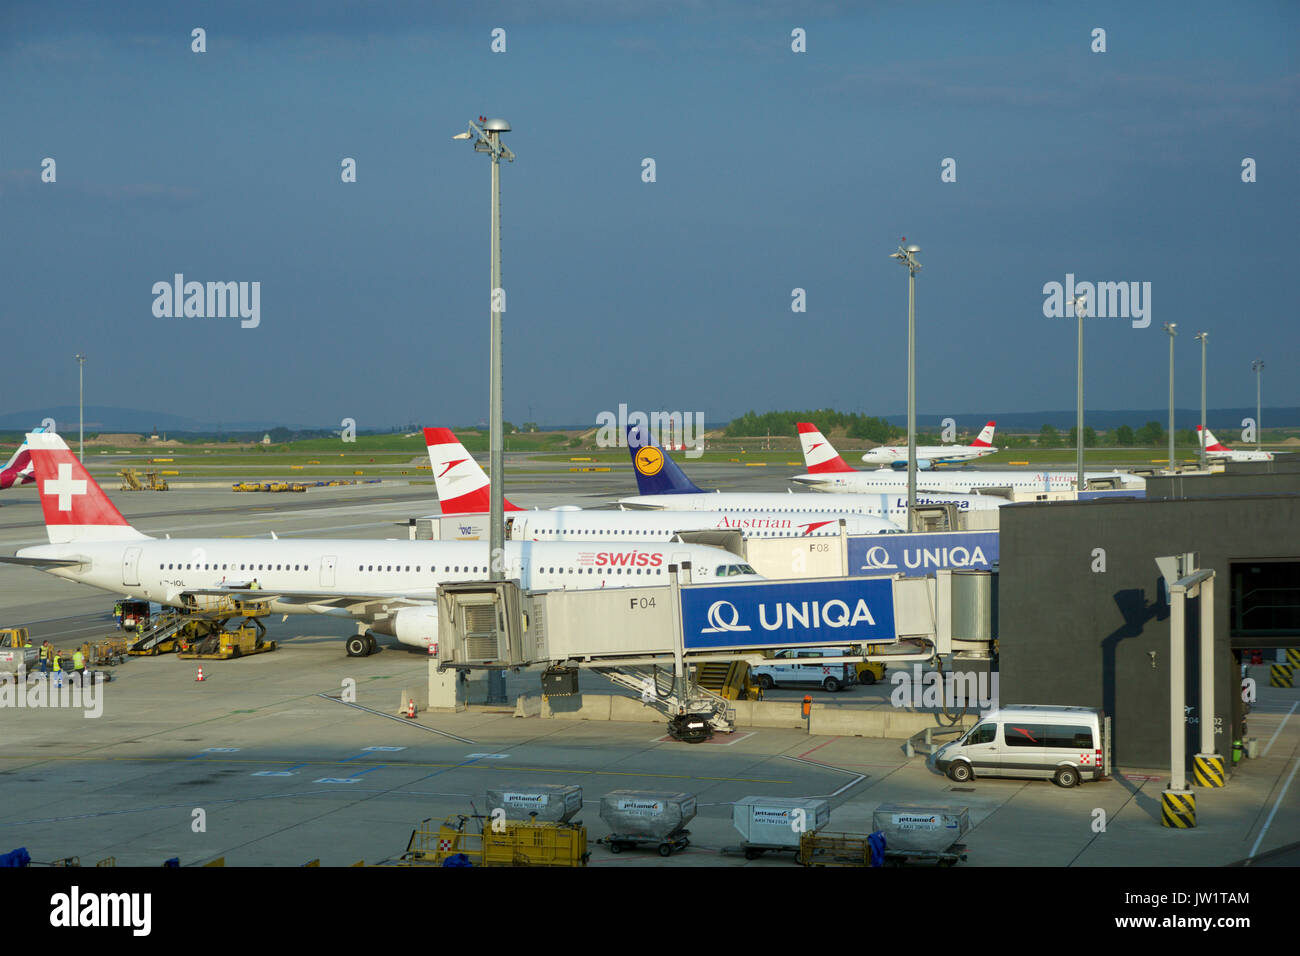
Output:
(970, 421), (997, 448)
(796, 422), (854, 473)
(27, 432), (147, 543)
(423, 427), (523, 515)
(0, 446), (34, 489)
(1198, 425), (1228, 451)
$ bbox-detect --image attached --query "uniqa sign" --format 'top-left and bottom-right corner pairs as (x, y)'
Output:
(680, 577), (896, 650)
(849, 531), (998, 575)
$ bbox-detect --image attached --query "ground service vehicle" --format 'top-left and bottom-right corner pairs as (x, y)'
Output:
(751, 647), (856, 693)
(928, 705), (1110, 787)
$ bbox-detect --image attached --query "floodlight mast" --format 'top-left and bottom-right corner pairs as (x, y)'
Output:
(453, 117), (514, 583)
(889, 240), (921, 530)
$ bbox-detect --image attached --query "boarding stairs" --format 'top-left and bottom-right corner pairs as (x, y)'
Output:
(591, 662), (735, 733)
(129, 611), (189, 654)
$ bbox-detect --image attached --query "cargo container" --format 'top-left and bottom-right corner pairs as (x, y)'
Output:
(486, 784), (583, 823)
(599, 790), (696, 856)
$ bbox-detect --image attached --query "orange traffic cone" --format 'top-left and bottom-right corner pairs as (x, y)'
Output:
(196, 667), (205, 682)
(404, 698), (416, 719)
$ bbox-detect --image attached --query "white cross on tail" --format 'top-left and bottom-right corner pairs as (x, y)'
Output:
(43, 462), (87, 511)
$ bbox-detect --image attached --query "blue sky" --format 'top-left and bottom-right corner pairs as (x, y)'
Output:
(2, 1), (1296, 430)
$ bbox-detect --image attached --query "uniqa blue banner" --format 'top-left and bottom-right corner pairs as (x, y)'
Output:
(848, 530), (999, 575)
(679, 577), (896, 650)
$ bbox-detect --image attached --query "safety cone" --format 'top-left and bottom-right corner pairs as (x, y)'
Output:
(404, 698), (416, 719)
(196, 667), (205, 682)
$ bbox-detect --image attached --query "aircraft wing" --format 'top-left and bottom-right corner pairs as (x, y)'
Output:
(0, 555), (85, 569)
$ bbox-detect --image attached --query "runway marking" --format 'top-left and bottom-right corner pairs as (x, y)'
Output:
(1262, 701), (1298, 758)
(0, 753), (793, 784)
(251, 771), (295, 777)
(650, 731), (756, 746)
(465, 753), (508, 759)
(781, 754), (866, 797)
(314, 777), (361, 784)
(316, 693), (476, 744)
(1248, 754), (1300, 860)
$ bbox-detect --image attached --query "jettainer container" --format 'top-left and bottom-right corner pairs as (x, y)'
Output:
(871, 804), (970, 853)
(599, 791), (697, 839)
(486, 784), (583, 823)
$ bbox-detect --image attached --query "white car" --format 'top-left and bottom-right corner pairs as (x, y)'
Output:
(750, 647), (856, 693)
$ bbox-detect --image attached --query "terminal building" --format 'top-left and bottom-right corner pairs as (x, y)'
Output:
(998, 460), (1300, 770)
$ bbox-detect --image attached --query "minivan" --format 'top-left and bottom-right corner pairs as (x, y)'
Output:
(928, 705), (1111, 787)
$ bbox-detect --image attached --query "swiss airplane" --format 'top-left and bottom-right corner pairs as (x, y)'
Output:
(423, 427), (903, 538)
(1199, 426), (1276, 462)
(858, 422), (999, 468)
(3, 432), (761, 657)
(0, 427), (45, 491)
(791, 422), (1144, 494)
(616, 426), (1004, 517)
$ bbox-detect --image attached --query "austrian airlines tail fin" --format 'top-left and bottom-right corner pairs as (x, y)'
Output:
(26, 432), (147, 544)
(1198, 425), (1228, 451)
(0, 426), (44, 490)
(625, 425), (703, 495)
(970, 421), (997, 447)
(795, 422), (854, 473)
(423, 427), (523, 515)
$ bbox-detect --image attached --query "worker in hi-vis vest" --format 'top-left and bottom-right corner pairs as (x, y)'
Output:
(53, 652), (62, 673)
(38, 642), (51, 674)
(73, 649), (85, 674)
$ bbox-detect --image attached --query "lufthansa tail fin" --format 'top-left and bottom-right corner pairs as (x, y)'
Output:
(626, 425), (703, 495)
(970, 421), (997, 447)
(26, 432), (148, 544)
(423, 427), (523, 515)
(795, 422), (854, 473)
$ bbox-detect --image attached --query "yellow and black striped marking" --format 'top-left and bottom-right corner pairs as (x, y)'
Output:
(1161, 790), (1196, 828)
(1286, 648), (1300, 667)
(1193, 754), (1225, 788)
(1270, 664), (1294, 688)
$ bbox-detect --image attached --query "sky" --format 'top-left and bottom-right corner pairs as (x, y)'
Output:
(2, 0), (1296, 431)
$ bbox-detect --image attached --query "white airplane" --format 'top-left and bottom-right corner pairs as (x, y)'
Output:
(615, 426), (1004, 517)
(0, 426), (46, 491)
(423, 427), (904, 539)
(3, 432), (761, 658)
(791, 423), (1144, 494)
(1199, 426), (1276, 462)
(858, 421), (999, 468)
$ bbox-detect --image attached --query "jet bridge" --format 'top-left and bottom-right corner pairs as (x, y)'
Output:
(432, 566), (996, 738)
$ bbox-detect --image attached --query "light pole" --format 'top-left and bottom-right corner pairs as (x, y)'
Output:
(75, 353), (85, 461)
(1194, 332), (1208, 470)
(1071, 292), (1088, 489)
(453, 116), (514, 583)
(890, 240), (921, 531)
(1163, 323), (1177, 472)
(1252, 359), (1264, 451)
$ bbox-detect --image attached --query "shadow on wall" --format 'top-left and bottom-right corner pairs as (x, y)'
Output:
(1101, 585), (1166, 767)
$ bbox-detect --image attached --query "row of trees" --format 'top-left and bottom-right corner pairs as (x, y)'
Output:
(725, 410), (903, 443)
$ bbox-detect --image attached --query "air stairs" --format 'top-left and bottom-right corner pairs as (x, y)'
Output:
(591, 662), (735, 737)
(128, 611), (190, 655)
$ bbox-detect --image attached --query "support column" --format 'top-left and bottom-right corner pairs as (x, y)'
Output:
(1194, 575), (1224, 787)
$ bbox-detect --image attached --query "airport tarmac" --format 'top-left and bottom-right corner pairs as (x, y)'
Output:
(2, 464), (1297, 867)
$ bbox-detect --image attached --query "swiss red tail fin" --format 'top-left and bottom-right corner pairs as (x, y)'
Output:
(27, 432), (147, 543)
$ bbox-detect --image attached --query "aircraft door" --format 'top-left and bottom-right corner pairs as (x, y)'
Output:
(122, 547), (142, 587)
(320, 555), (337, 587)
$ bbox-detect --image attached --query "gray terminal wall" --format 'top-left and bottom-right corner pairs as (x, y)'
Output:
(998, 495), (1300, 771)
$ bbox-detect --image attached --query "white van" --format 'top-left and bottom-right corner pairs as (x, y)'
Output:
(928, 705), (1110, 788)
(750, 647), (856, 693)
